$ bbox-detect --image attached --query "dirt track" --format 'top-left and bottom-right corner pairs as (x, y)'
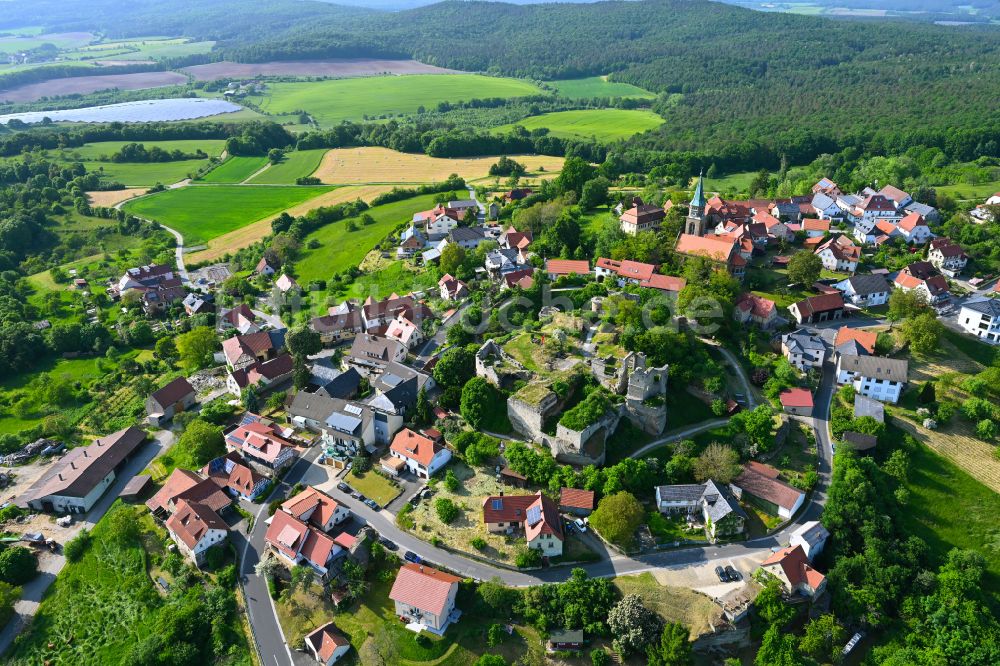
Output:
(182, 59), (459, 81)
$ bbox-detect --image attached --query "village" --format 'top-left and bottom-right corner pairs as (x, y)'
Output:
(1, 164), (999, 666)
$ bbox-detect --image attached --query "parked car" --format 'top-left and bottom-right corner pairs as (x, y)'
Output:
(379, 538), (398, 551)
(364, 499), (380, 511)
(404, 551), (422, 564)
(337, 482), (351, 493)
(715, 565), (728, 582)
(574, 518), (588, 533)
(725, 565), (741, 581)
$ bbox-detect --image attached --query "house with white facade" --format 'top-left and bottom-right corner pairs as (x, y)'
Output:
(389, 564), (462, 635)
(387, 428), (451, 478)
(790, 521), (830, 562)
(653, 481), (746, 540)
(811, 192), (842, 219)
(304, 623), (351, 665)
(781, 330), (826, 370)
(731, 462), (805, 520)
(759, 545), (827, 600)
(893, 262), (951, 306)
(897, 212), (933, 245)
(928, 238), (968, 277)
(814, 235), (860, 273)
(166, 499), (229, 566)
(833, 274), (891, 307)
(482, 490), (565, 556)
(836, 354), (908, 403)
(958, 298), (1000, 345)
(802, 218), (829, 238)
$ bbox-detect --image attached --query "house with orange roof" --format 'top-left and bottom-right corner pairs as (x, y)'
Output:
(482, 490), (564, 556)
(389, 563), (463, 634)
(499, 227), (533, 251)
(759, 545), (827, 600)
(264, 509), (345, 578)
(619, 197), (666, 235)
(594, 257), (686, 294)
(304, 622), (351, 665)
(225, 413), (298, 472)
(893, 263), (951, 305)
(802, 218), (829, 239)
(755, 212), (792, 242)
(202, 451), (269, 501)
(834, 326), (877, 355)
(384, 313), (424, 350)
(545, 259), (591, 280)
(166, 499), (229, 566)
(281, 486), (351, 532)
(674, 233), (746, 279)
(146, 467), (233, 517)
(387, 428), (451, 478)
(734, 293), (778, 329)
(897, 212), (934, 245)
(559, 487), (595, 517)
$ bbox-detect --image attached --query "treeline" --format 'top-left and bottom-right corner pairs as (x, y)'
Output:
(109, 142), (207, 163)
(0, 62), (163, 95)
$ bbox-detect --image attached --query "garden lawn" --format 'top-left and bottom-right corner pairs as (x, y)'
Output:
(247, 149), (327, 184)
(250, 74), (543, 126)
(346, 470), (400, 506)
(84, 159), (208, 186)
(123, 184), (334, 245)
(935, 179), (1000, 200)
(548, 76), (655, 99)
(336, 260), (442, 300)
(58, 139), (226, 160)
(666, 389), (716, 430)
(705, 170), (762, 194)
(294, 193), (440, 282)
(197, 156), (269, 183)
(495, 109), (663, 142)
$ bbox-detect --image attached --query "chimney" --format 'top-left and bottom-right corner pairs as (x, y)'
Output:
(58, 474), (63, 481)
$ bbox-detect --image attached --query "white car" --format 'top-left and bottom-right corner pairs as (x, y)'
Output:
(574, 518), (587, 533)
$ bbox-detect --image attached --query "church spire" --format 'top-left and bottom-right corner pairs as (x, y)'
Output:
(689, 169), (707, 211)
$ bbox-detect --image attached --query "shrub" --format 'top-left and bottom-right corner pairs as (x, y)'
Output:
(0, 547), (38, 585)
(515, 547), (542, 568)
(396, 503), (415, 529)
(591, 648), (610, 666)
(471, 537), (487, 550)
(435, 498), (459, 524)
(487, 623), (506, 647)
(63, 528), (91, 563)
(444, 469), (461, 492)
(590, 492), (644, 549)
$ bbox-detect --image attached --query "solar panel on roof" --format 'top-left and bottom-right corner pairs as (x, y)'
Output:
(526, 505), (541, 526)
(326, 412), (362, 433)
(344, 404), (363, 415)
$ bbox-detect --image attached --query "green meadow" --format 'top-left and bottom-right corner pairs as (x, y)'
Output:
(84, 160), (207, 186)
(549, 76), (655, 99)
(495, 108), (663, 142)
(59, 139), (227, 160)
(247, 149), (327, 184)
(295, 193), (440, 283)
(123, 184), (333, 245)
(250, 74), (543, 126)
(197, 156), (269, 183)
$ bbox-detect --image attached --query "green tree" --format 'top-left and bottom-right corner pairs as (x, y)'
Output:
(579, 176), (611, 210)
(589, 491), (644, 548)
(977, 419), (997, 441)
(242, 386), (259, 413)
(786, 251), (822, 286)
(433, 346), (476, 389)
(435, 497), (459, 523)
(556, 156), (597, 196)
(443, 469), (461, 492)
(175, 419), (225, 467)
(154, 336), (177, 362)
(608, 594), (663, 656)
(647, 622), (693, 666)
(900, 311), (943, 355)
(473, 656), (506, 666)
(756, 624), (803, 666)
(286, 326), (321, 358)
(63, 528), (91, 562)
(414, 387), (432, 425)
(888, 288), (928, 321)
(460, 376), (498, 429)
(175, 326), (218, 369)
(0, 580), (20, 625)
(755, 578), (795, 627)
(266, 390), (287, 413)
(799, 614), (846, 664)
(440, 243), (467, 277)
(0, 547), (37, 585)
(693, 443), (741, 483)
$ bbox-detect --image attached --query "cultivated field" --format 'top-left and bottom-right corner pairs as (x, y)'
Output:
(313, 146), (565, 184)
(247, 149), (327, 184)
(186, 184), (396, 263)
(248, 74), (543, 126)
(123, 184), (333, 245)
(182, 58), (458, 81)
(0, 71), (187, 103)
(549, 75), (655, 99)
(0, 32), (94, 54)
(80, 37), (215, 62)
(86, 187), (149, 207)
(197, 156), (269, 183)
(495, 108), (664, 142)
(61, 139), (227, 160)
(85, 159), (208, 186)
(294, 192), (440, 282)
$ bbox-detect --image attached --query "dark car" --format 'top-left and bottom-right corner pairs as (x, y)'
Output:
(350, 490), (361, 499)
(404, 550), (422, 564)
(379, 538), (398, 551)
(715, 565), (728, 582)
(725, 565), (741, 582)
(337, 482), (351, 493)
(364, 499), (380, 511)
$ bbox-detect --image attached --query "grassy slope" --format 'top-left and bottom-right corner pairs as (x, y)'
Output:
(935, 179), (1000, 200)
(197, 156), (269, 183)
(123, 185), (333, 245)
(84, 160), (208, 186)
(495, 109), (663, 142)
(247, 149), (327, 184)
(294, 193), (440, 282)
(253, 74), (543, 125)
(59, 139), (227, 160)
(549, 76), (655, 99)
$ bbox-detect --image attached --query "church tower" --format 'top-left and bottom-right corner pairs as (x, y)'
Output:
(684, 170), (707, 236)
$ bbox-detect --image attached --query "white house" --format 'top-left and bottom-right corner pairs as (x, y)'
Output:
(166, 499), (229, 566)
(836, 354), (908, 403)
(833, 274), (891, 307)
(388, 428), (451, 478)
(281, 486), (352, 532)
(878, 184), (913, 210)
(811, 192), (842, 219)
(847, 194), (900, 225)
(389, 564), (462, 634)
(897, 212), (933, 245)
(790, 521), (830, 562)
(384, 313), (424, 350)
(759, 545), (827, 600)
(304, 623), (351, 665)
(802, 218), (830, 239)
(958, 299), (1000, 345)
(928, 239), (968, 277)
(815, 236), (860, 273)
(781, 330), (826, 370)
(482, 491), (566, 556)
(893, 263), (951, 305)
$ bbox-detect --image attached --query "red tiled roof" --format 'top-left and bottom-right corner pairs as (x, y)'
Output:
(559, 487), (595, 510)
(146, 468), (202, 514)
(545, 259), (591, 276)
(265, 509), (310, 559)
(166, 499), (227, 550)
(736, 293), (776, 319)
(675, 234), (737, 263)
(306, 623), (350, 662)
(482, 494), (536, 523)
(802, 218), (829, 232)
(762, 545), (826, 590)
(779, 388), (814, 409)
(281, 486), (342, 528)
(390, 428), (441, 467)
(389, 563), (462, 617)
(643, 274), (686, 292)
(898, 212), (926, 232)
(791, 293), (845, 317)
